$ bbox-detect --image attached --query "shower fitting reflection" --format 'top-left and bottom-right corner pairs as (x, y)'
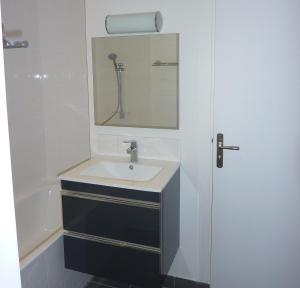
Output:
(2, 24), (29, 49)
(92, 34), (179, 129)
(101, 53), (125, 125)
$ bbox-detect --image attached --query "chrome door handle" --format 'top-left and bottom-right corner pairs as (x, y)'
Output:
(217, 133), (240, 168)
(218, 144), (240, 150)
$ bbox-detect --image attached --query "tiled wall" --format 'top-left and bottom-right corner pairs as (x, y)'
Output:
(92, 133), (180, 161)
(21, 237), (91, 288)
(1, 0), (90, 202)
(1, 0), (91, 285)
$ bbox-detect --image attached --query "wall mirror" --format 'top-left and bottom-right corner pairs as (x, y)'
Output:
(92, 33), (179, 129)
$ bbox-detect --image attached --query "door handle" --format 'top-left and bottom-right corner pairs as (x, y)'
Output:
(218, 144), (240, 150)
(217, 133), (240, 168)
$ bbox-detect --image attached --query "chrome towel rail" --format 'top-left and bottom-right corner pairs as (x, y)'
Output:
(64, 230), (161, 254)
(152, 60), (178, 67)
(3, 38), (29, 49)
(62, 190), (160, 210)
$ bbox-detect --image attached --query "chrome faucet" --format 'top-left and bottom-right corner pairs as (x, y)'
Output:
(123, 140), (138, 163)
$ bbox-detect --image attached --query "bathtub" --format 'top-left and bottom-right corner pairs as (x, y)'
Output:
(14, 182), (63, 269)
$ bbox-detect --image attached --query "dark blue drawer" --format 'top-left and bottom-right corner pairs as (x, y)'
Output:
(62, 192), (160, 248)
(64, 235), (161, 288)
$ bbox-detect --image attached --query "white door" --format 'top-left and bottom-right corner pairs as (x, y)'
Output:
(211, 1), (300, 288)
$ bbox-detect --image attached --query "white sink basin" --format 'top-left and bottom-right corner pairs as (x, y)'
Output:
(80, 161), (162, 182)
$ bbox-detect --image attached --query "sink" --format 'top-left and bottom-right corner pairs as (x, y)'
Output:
(59, 156), (180, 192)
(79, 161), (162, 182)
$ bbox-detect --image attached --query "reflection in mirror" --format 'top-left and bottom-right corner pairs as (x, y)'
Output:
(92, 33), (179, 129)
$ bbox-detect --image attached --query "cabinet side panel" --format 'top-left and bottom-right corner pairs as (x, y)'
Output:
(161, 169), (180, 274)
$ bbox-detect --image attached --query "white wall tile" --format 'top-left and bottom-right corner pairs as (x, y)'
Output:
(92, 133), (180, 161)
(1, 0), (91, 261)
(117, 135), (180, 160)
(95, 134), (119, 156)
(1, 0), (90, 202)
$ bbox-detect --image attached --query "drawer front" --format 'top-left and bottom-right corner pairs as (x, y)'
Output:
(64, 235), (161, 288)
(62, 192), (160, 248)
(61, 180), (160, 203)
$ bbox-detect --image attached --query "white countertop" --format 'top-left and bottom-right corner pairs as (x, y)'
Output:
(59, 155), (180, 193)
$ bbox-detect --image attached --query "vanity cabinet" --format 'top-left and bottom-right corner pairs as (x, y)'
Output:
(60, 169), (180, 288)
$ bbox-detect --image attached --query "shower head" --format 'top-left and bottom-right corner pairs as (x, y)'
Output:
(108, 53), (117, 61)
(108, 53), (125, 72)
(108, 53), (118, 70)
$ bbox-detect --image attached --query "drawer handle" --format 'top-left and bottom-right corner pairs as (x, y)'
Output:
(64, 230), (160, 254)
(62, 190), (160, 209)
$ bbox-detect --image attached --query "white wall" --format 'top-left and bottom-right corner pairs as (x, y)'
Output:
(85, 0), (214, 282)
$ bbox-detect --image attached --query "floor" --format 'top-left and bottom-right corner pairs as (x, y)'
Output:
(84, 277), (141, 288)
(85, 283), (108, 288)
(84, 276), (207, 288)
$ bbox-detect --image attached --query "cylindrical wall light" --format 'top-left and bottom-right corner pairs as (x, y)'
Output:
(105, 12), (163, 34)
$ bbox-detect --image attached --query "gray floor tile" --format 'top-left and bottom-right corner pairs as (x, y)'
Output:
(85, 282), (110, 288)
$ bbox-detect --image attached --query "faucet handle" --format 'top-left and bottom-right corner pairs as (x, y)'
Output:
(123, 140), (137, 148)
(123, 140), (138, 162)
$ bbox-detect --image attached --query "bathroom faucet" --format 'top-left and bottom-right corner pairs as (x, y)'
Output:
(123, 140), (138, 163)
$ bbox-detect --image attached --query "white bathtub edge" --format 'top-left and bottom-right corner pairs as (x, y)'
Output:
(20, 228), (63, 271)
